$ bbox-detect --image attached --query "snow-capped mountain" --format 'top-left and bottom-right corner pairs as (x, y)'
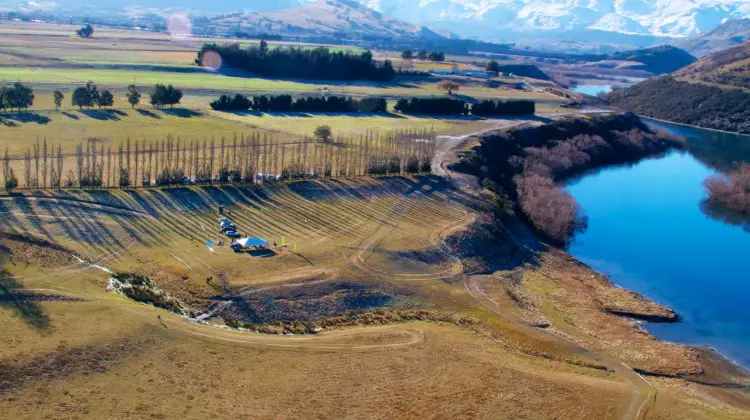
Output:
(358, 0), (750, 39)
(4, 0), (748, 42)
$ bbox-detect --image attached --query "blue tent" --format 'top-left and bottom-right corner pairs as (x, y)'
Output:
(237, 237), (268, 247)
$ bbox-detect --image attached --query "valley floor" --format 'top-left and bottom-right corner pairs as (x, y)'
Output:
(0, 118), (748, 419)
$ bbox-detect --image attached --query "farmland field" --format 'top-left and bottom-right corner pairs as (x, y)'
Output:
(1, 174), (745, 419)
(5, 20), (743, 420)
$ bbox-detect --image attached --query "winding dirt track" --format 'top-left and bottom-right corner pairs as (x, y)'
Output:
(428, 117), (657, 420)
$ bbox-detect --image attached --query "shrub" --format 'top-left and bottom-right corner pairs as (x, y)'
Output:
(76, 24), (94, 38)
(704, 164), (750, 219)
(314, 125), (332, 143)
(437, 80), (460, 95)
(461, 113), (684, 243)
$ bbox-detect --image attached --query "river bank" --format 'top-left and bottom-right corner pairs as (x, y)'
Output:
(448, 112), (750, 403)
(567, 125), (750, 369)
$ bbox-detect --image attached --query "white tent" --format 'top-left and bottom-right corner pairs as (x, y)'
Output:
(236, 237), (268, 248)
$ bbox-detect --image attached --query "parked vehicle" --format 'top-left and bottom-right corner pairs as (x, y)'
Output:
(225, 231), (241, 238)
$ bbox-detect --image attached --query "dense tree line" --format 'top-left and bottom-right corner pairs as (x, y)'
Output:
(471, 100), (535, 116)
(605, 76), (750, 134)
(401, 50), (445, 62)
(393, 97), (536, 116)
(0, 83), (34, 111)
(211, 94), (387, 113)
(395, 97), (469, 115)
(0, 129), (435, 191)
(459, 113), (684, 243)
(196, 43), (396, 82)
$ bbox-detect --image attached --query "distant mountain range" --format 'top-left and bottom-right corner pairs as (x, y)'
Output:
(2, 0), (749, 49)
(202, 1), (443, 40)
(357, 0), (750, 41)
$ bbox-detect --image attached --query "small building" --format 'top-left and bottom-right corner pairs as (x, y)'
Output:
(462, 70), (492, 79)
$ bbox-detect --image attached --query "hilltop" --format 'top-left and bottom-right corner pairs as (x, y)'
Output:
(189, 0), (444, 40)
(676, 41), (750, 90)
(677, 18), (750, 57)
(607, 45), (697, 75)
(605, 41), (750, 134)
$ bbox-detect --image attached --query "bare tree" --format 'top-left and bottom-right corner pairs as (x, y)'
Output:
(106, 146), (112, 188)
(41, 138), (48, 189)
(33, 139), (40, 189)
(56, 144), (63, 189)
(209, 137), (215, 182)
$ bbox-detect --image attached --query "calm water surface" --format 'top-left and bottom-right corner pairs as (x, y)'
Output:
(571, 84), (612, 96)
(567, 120), (750, 367)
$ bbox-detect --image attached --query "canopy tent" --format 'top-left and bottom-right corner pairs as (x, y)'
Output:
(236, 237), (269, 248)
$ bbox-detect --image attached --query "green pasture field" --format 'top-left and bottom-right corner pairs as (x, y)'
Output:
(0, 92), (485, 154)
(0, 66), (567, 103)
(0, 92), (276, 154)
(207, 110), (491, 138)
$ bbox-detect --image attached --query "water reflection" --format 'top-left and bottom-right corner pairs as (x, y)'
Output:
(567, 119), (750, 367)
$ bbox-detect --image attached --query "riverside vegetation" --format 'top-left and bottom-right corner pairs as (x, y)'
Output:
(704, 164), (750, 226)
(459, 113), (684, 243)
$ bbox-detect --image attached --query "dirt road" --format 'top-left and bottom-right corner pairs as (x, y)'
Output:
(431, 112), (656, 420)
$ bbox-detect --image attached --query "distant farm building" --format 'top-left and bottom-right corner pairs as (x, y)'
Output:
(430, 69), (492, 79)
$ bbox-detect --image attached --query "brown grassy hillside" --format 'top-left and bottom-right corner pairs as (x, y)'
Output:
(605, 41), (750, 133)
(676, 41), (750, 89)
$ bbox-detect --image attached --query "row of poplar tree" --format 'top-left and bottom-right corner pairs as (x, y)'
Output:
(1, 129), (435, 192)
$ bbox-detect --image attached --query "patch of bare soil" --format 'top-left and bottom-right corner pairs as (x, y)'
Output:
(218, 281), (401, 325)
(133, 258), (215, 312)
(223, 308), (482, 335)
(318, 308), (481, 329)
(108, 274), (193, 317)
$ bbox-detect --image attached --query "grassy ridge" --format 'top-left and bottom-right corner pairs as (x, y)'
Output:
(605, 76), (750, 134)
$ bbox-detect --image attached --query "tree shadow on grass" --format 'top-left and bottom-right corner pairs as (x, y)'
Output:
(0, 112), (51, 125)
(61, 111), (79, 120)
(136, 109), (161, 119)
(161, 108), (202, 118)
(0, 269), (51, 331)
(79, 109), (123, 121)
(227, 111), (406, 119)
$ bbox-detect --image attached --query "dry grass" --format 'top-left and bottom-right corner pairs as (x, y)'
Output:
(1, 176), (748, 418)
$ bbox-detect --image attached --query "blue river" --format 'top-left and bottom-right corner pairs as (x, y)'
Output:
(566, 119), (750, 368)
